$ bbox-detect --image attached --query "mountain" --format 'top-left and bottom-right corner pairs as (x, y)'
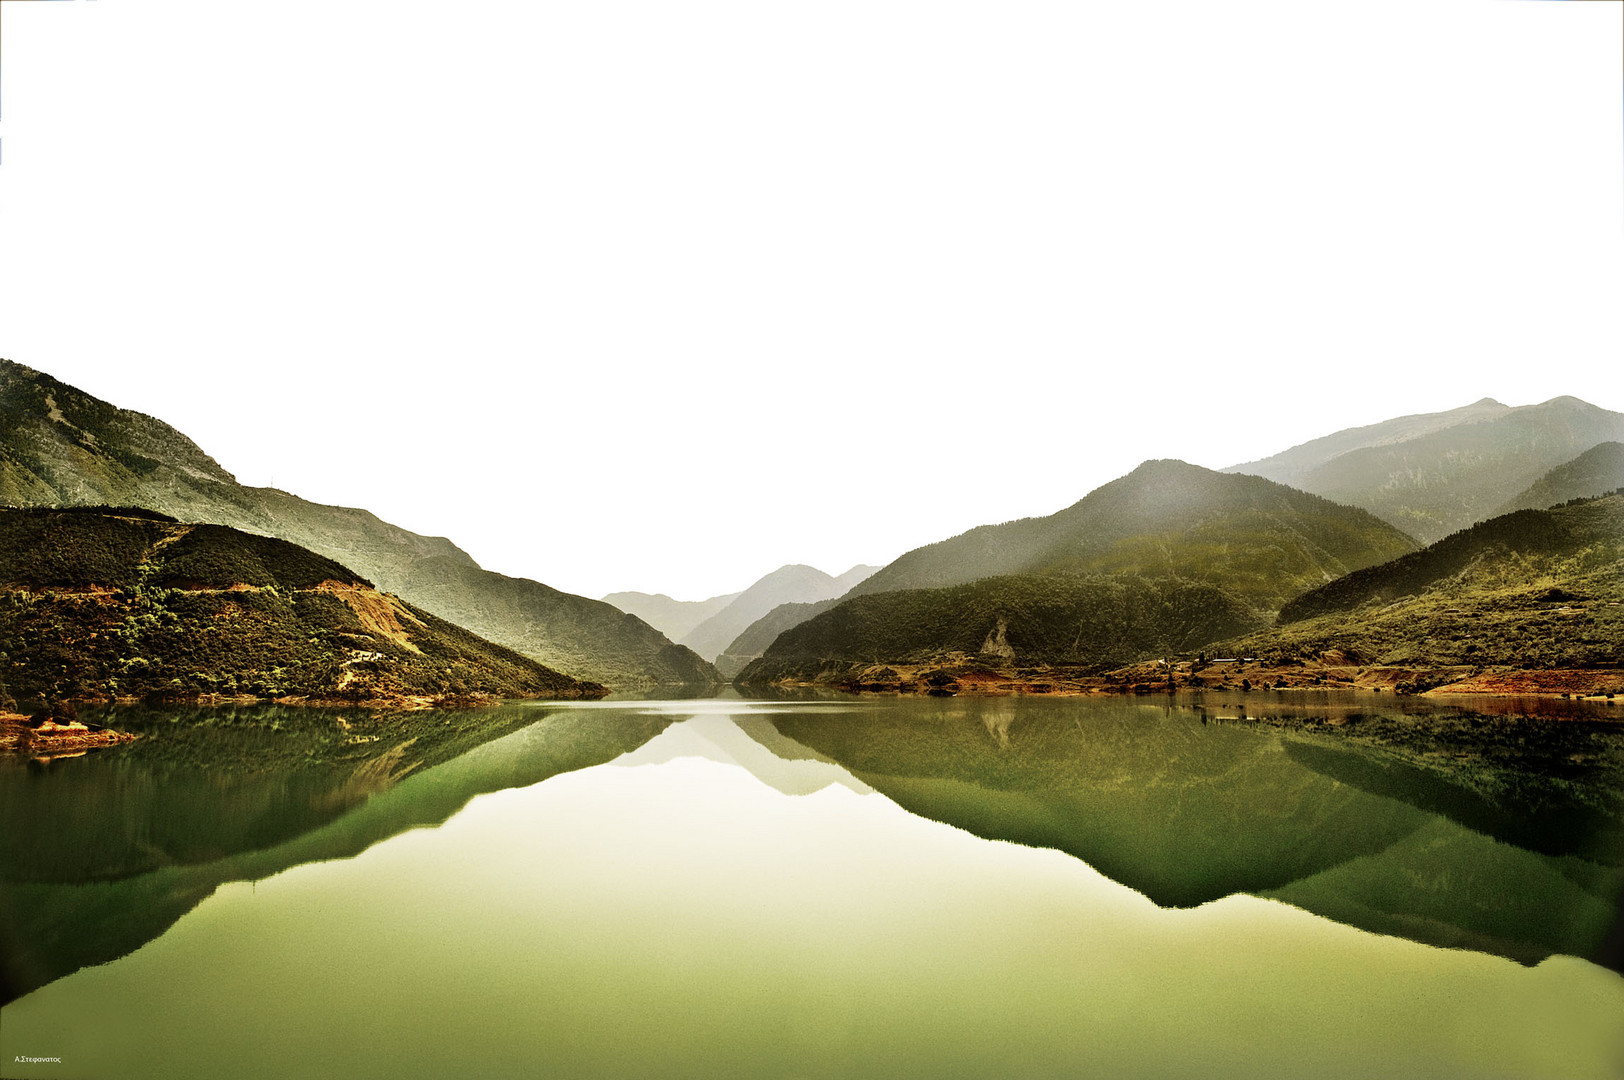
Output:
(0, 359), (717, 689)
(848, 460), (1417, 611)
(1224, 396), (1624, 544)
(598, 590), (740, 642)
(714, 598), (841, 679)
(735, 573), (1265, 688)
(0, 507), (603, 706)
(1213, 493), (1624, 680)
(678, 563), (880, 663)
(1496, 443), (1624, 515)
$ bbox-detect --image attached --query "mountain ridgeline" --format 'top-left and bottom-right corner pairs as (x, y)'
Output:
(1225, 397), (1624, 544)
(0, 507), (603, 705)
(715, 597), (843, 679)
(735, 461), (1422, 688)
(1496, 442), (1624, 516)
(681, 563), (879, 666)
(847, 460), (1417, 610)
(598, 589), (741, 644)
(0, 359), (716, 690)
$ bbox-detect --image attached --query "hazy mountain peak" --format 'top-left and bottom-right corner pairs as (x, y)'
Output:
(1222, 395), (1624, 543)
(679, 564), (856, 663)
(850, 458), (1415, 609)
(600, 589), (742, 642)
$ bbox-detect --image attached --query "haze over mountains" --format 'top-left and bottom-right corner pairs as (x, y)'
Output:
(1224, 396), (1624, 544)
(604, 564), (880, 677)
(680, 564), (879, 663)
(1497, 442), (1624, 516)
(846, 460), (1417, 609)
(5, 359), (1620, 701)
(736, 400), (1624, 689)
(0, 360), (716, 690)
(738, 462), (1419, 685)
(599, 590), (741, 644)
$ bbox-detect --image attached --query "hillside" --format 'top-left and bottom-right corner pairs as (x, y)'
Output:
(679, 563), (880, 663)
(1202, 494), (1624, 689)
(1496, 443), (1624, 515)
(599, 589), (740, 642)
(0, 507), (604, 706)
(736, 573), (1264, 689)
(0, 359), (716, 689)
(848, 460), (1417, 611)
(1225, 396), (1624, 544)
(715, 598), (840, 679)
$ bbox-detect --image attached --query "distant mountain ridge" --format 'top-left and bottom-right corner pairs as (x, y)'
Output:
(0, 507), (602, 705)
(1224, 396), (1624, 544)
(848, 459), (1417, 610)
(0, 359), (717, 689)
(679, 563), (880, 664)
(599, 590), (741, 643)
(1496, 443), (1624, 516)
(715, 598), (842, 679)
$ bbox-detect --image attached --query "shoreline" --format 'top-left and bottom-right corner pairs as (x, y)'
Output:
(0, 711), (141, 754)
(745, 661), (1624, 708)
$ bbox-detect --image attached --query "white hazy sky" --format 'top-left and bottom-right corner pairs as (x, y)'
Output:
(1, 0), (1620, 601)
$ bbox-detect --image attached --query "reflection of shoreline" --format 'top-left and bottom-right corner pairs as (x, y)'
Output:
(0, 706), (670, 1005)
(0, 711), (139, 756)
(749, 660), (1624, 703)
(768, 697), (1624, 969)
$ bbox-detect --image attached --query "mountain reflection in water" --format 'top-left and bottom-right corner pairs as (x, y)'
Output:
(2, 696), (1622, 1080)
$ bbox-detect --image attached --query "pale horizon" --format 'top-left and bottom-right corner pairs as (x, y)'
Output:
(2, 0), (1620, 601)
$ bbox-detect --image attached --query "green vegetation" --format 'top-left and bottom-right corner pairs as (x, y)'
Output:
(849, 459), (1417, 611)
(738, 573), (1264, 685)
(1221, 494), (1624, 671)
(1497, 442), (1624, 515)
(1, 358), (718, 689)
(0, 508), (603, 704)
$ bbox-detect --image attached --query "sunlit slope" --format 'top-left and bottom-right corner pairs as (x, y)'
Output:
(1219, 494), (1624, 672)
(848, 459), (1417, 611)
(0, 507), (602, 704)
(0, 359), (717, 689)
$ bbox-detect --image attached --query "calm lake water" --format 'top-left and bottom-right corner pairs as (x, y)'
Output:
(2, 694), (1623, 1079)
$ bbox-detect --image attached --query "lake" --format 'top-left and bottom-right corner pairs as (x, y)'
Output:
(2, 694), (1623, 1079)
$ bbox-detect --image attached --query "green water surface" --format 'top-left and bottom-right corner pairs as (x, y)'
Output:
(2, 696), (1621, 1079)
